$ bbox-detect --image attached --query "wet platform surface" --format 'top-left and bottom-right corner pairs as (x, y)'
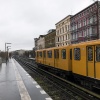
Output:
(0, 59), (52, 100)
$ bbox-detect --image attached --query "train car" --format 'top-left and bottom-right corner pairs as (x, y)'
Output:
(36, 49), (44, 65)
(53, 46), (72, 76)
(36, 45), (72, 78)
(72, 40), (100, 89)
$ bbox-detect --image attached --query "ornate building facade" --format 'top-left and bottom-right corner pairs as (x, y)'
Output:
(34, 35), (45, 50)
(45, 29), (56, 48)
(55, 15), (72, 47)
(71, 1), (100, 44)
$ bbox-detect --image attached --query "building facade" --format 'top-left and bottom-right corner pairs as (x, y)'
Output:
(71, 1), (100, 44)
(45, 29), (56, 48)
(37, 35), (45, 50)
(34, 38), (38, 50)
(55, 15), (72, 47)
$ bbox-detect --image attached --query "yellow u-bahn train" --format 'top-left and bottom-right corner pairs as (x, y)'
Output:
(35, 40), (100, 90)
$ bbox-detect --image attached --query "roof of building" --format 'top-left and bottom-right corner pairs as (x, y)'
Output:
(47, 29), (56, 34)
(71, 1), (99, 19)
(55, 15), (72, 25)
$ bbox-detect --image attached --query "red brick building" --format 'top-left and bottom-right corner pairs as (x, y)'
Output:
(71, 1), (100, 44)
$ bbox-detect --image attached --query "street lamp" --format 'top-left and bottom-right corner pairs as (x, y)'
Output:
(5, 43), (11, 62)
(5, 43), (11, 52)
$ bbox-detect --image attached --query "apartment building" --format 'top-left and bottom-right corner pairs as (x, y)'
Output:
(34, 35), (45, 50)
(55, 15), (72, 47)
(45, 29), (56, 48)
(71, 1), (100, 44)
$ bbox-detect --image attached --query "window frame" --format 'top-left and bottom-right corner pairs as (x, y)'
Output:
(47, 50), (52, 58)
(74, 48), (81, 60)
(61, 49), (66, 59)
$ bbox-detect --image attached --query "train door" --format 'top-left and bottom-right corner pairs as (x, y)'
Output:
(54, 49), (59, 68)
(43, 50), (46, 64)
(95, 45), (100, 79)
(70, 49), (72, 70)
(87, 46), (95, 78)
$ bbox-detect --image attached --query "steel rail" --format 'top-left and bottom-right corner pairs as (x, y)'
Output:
(15, 56), (100, 100)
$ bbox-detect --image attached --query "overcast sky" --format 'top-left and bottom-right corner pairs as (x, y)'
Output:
(0, 0), (95, 51)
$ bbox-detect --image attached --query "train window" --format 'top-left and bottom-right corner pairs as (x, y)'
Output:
(43, 51), (46, 58)
(74, 48), (80, 60)
(62, 49), (66, 59)
(54, 49), (59, 58)
(88, 47), (93, 61)
(39, 52), (42, 57)
(70, 49), (72, 60)
(47, 50), (52, 58)
(96, 46), (100, 62)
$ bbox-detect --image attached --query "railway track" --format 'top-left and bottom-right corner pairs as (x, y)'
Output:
(14, 56), (100, 100)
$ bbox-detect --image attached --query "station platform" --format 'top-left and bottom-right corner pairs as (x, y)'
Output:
(0, 58), (52, 100)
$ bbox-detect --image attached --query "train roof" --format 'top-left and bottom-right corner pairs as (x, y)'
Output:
(36, 45), (70, 51)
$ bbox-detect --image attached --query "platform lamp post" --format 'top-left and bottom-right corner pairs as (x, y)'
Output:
(7, 47), (11, 60)
(5, 43), (11, 62)
(5, 43), (11, 52)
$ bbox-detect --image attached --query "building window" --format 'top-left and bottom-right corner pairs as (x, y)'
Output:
(76, 33), (77, 39)
(92, 27), (97, 34)
(63, 36), (64, 41)
(79, 31), (82, 37)
(68, 34), (70, 39)
(62, 27), (64, 33)
(89, 27), (91, 35)
(60, 36), (61, 41)
(57, 30), (59, 35)
(88, 18), (90, 25)
(90, 17), (93, 24)
(65, 25), (67, 31)
(81, 20), (83, 27)
(66, 35), (67, 40)
(84, 30), (87, 36)
(71, 24), (73, 30)
(58, 37), (59, 42)
(78, 22), (81, 28)
(93, 15), (97, 22)
(72, 33), (75, 39)
(60, 28), (61, 34)
(87, 28), (89, 36)
(76, 23), (78, 29)
(68, 25), (69, 31)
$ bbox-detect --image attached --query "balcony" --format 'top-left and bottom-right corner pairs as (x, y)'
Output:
(71, 38), (78, 44)
(88, 21), (97, 26)
(78, 36), (85, 41)
(84, 33), (98, 40)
